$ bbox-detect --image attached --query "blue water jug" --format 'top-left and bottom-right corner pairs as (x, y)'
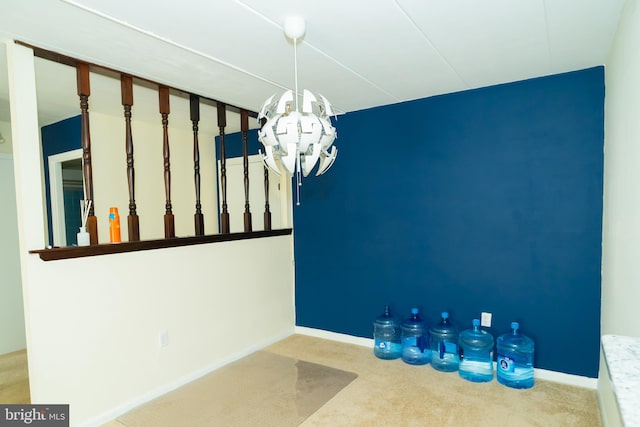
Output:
(429, 311), (459, 372)
(497, 322), (535, 389)
(458, 319), (494, 382)
(373, 305), (402, 360)
(401, 307), (430, 365)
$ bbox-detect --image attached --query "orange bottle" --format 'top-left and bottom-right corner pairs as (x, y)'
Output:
(109, 207), (121, 243)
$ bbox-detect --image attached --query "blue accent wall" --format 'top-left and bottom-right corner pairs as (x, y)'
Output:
(215, 129), (261, 159)
(293, 67), (604, 378)
(41, 115), (82, 246)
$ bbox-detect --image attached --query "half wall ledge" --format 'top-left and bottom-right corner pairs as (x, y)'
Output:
(29, 229), (292, 261)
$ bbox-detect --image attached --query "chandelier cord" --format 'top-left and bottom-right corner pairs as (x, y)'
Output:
(257, 17), (338, 206)
(293, 36), (302, 205)
(293, 37), (299, 113)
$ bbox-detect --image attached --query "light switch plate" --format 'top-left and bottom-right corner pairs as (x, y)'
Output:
(481, 312), (492, 328)
(159, 330), (169, 348)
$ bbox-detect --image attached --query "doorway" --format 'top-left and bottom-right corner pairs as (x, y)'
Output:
(48, 149), (83, 246)
(0, 153), (30, 403)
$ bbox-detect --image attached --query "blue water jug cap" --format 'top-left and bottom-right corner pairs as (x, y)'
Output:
(441, 311), (449, 319)
(411, 307), (419, 315)
(511, 321), (520, 330)
(472, 319), (480, 327)
(375, 305), (398, 325)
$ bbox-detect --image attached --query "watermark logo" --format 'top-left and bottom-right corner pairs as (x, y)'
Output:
(0, 405), (68, 427)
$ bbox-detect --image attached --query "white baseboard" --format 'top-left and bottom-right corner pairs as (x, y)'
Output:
(295, 326), (373, 348)
(80, 328), (295, 427)
(534, 366), (597, 389)
(295, 326), (598, 390)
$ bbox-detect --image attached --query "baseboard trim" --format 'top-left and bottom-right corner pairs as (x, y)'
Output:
(295, 326), (373, 348)
(294, 326), (597, 389)
(80, 328), (295, 427)
(534, 366), (597, 389)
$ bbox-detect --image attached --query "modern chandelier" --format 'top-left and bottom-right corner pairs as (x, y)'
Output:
(257, 16), (338, 205)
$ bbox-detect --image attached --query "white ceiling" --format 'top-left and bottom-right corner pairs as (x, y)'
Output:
(0, 0), (626, 128)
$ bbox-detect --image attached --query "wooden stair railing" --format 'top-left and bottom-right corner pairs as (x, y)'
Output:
(159, 86), (175, 238)
(241, 109), (252, 232)
(121, 74), (140, 241)
(260, 118), (272, 231)
(76, 62), (98, 244)
(20, 43), (289, 261)
(263, 166), (272, 231)
(218, 102), (230, 234)
(191, 94), (205, 236)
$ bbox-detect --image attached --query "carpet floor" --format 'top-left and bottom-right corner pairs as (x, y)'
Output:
(0, 349), (30, 405)
(104, 334), (601, 427)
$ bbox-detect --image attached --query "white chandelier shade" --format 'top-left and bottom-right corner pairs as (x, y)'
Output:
(257, 89), (338, 177)
(256, 16), (339, 205)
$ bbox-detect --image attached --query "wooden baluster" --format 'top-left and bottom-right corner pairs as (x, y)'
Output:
(159, 86), (175, 238)
(76, 63), (98, 244)
(241, 109), (252, 232)
(263, 166), (272, 231)
(121, 74), (140, 241)
(260, 118), (272, 231)
(218, 102), (230, 234)
(191, 94), (204, 236)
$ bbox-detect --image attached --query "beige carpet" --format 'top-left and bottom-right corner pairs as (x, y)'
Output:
(116, 351), (357, 427)
(268, 335), (601, 427)
(0, 349), (30, 404)
(106, 334), (601, 427)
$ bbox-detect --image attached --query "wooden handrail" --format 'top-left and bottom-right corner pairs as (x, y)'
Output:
(18, 41), (257, 119)
(30, 229), (292, 261)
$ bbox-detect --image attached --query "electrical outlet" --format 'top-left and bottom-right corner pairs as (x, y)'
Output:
(481, 312), (492, 328)
(159, 330), (169, 348)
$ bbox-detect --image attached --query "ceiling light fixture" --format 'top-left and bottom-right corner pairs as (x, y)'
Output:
(257, 16), (338, 205)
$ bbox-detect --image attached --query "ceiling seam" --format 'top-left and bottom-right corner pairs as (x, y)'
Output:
(59, 0), (291, 93)
(393, 0), (470, 88)
(233, 0), (402, 107)
(60, 0), (399, 115)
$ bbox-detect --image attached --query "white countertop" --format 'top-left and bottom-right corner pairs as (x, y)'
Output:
(601, 334), (640, 426)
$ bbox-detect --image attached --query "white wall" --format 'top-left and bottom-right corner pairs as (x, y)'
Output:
(0, 120), (12, 154)
(7, 42), (296, 427)
(601, 0), (640, 336)
(23, 237), (294, 426)
(0, 153), (26, 355)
